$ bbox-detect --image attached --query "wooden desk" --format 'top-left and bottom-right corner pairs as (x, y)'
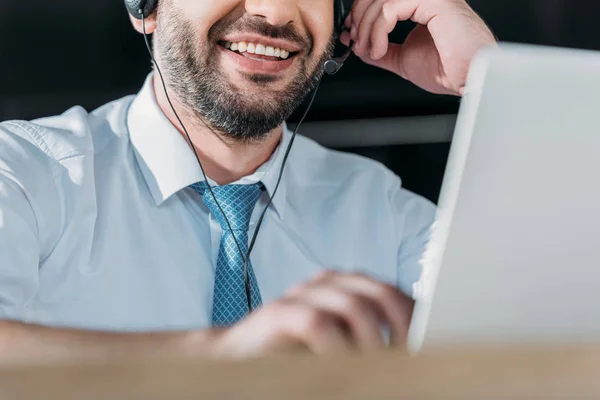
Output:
(0, 346), (599, 399)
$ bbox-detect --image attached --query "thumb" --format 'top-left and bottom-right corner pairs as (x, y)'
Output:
(360, 43), (406, 79)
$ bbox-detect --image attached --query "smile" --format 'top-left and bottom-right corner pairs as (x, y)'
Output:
(217, 40), (300, 75)
(218, 40), (299, 62)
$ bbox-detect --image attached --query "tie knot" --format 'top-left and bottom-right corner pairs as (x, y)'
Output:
(191, 181), (263, 231)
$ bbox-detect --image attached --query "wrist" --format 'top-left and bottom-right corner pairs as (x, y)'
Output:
(178, 328), (226, 359)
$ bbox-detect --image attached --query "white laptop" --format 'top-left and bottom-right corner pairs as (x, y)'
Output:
(407, 43), (600, 354)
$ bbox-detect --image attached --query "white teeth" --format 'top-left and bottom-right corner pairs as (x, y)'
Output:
(255, 44), (266, 55)
(224, 41), (293, 59)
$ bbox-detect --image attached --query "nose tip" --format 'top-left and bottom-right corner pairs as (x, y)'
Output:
(245, 0), (296, 28)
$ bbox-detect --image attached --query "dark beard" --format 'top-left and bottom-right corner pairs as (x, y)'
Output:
(154, 5), (335, 142)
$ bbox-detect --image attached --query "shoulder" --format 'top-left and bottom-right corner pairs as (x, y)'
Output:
(0, 94), (135, 163)
(292, 134), (430, 197)
(290, 132), (436, 220)
(0, 95), (135, 242)
(0, 94), (135, 197)
(291, 133), (395, 186)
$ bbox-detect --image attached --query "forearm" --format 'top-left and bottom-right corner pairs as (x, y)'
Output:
(0, 319), (217, 363)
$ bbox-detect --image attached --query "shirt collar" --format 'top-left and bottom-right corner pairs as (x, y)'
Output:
(127, 73), (289, 219)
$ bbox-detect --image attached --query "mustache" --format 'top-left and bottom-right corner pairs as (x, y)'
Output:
(209, 17), (313, 53)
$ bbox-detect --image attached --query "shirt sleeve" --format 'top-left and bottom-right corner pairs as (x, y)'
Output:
(0, 122), (61, 319)
(391, 177), (437, 298)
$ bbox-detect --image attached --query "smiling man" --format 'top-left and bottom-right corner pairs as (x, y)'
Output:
(0, 0), (496, 360)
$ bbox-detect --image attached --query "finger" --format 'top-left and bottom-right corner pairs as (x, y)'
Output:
(344, 12), (352, 29)
(382, 0), (419, 22)
(362, 42), (406, 78)
(355, 0), (385, 58)
(280, 300), (354, 355)
(370, 0), (416, 60)
(323, 273), (414, 346)
(350, 0), (374, 39)
(288, 284), (386, 351)
(351, 24), (358, 41)
(340, 30), (352, 47)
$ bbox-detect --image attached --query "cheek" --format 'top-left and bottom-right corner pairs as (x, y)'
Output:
(179, 0), (239, 18)
(300, 0), (335, 56)
(179, 0), (241, 39)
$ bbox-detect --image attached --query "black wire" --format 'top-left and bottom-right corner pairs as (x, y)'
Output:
(243, 80), (322, 310)
(141, 11), (323, 315)
(140, 13), (247, 274)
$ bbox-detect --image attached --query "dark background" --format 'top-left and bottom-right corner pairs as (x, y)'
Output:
(1, 0), (599, 203)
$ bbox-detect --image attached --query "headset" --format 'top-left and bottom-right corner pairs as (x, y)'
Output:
(124, 0), (353, 317)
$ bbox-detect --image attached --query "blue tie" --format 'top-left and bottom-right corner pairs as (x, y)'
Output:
(191, 181), (264, 327)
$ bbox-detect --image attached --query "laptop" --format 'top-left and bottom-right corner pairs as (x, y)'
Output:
(407, 43), (600, 354)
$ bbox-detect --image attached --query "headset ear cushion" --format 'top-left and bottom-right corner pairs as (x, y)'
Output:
(125, 0), (158, 19)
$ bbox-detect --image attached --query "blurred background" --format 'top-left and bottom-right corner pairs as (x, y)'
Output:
(1, 0), (599, 203)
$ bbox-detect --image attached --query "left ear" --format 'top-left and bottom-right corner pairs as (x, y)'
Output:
(129, 11), (158, 34)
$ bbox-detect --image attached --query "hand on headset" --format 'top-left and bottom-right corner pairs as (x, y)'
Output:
(340, 0), (497, 96)
(208, 271), (414, 357)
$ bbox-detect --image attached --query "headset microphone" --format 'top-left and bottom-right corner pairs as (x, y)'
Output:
(324, 42), (354, 75)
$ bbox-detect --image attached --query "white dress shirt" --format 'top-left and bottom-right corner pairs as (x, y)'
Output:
(0, 73), (436, 332)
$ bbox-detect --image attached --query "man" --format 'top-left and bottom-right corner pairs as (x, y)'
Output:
(0, 0), (495, 361)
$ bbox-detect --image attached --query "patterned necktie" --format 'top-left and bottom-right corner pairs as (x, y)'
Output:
(191, 181), (264, 327)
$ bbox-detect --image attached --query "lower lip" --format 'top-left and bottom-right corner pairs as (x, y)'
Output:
(217, 46), (296, 74)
